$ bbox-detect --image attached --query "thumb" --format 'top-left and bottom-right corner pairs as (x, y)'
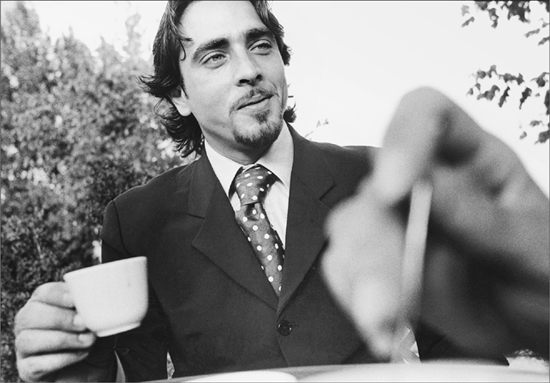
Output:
(371, 87), (484, 205)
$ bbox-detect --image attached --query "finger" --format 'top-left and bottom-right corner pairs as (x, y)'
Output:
(371, 87), (486, 205)
(15, 300), (87, 335)
(17, 350), (89, 383)
(492, 280), (549, 356)
(15, 329), (96, 357)
(378, 88), (548, 279)
(349, 279), (400, 360)
(430, 151), (549, 281)
(323, 184), (404, 358)
(323, 189), (402, 304)
(30, 282), (74, 308)
(420, 240), (520, 356)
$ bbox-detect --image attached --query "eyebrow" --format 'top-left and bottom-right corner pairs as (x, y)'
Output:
(191, 37), (229, 63)
(189, 27), (275, 63)
(245, 27), (275, 44)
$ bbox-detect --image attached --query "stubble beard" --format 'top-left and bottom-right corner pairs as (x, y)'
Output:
(233, 108), (284, 149)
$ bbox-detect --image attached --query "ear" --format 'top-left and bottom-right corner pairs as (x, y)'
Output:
(171, 87), (192, 117)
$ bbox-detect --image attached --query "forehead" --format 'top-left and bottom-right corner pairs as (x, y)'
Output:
(180, 1), (267, 45)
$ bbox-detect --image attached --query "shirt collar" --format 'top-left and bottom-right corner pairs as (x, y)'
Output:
(205, 122), (294, 197)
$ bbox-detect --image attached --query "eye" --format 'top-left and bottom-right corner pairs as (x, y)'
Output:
(203, 52), (227, 67)
(252, 40), (274, 53)
(205, 53), (225, 63)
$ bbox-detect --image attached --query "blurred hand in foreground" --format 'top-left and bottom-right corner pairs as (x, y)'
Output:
(322, 87), (549, 361)
(14, 282), (113, 382)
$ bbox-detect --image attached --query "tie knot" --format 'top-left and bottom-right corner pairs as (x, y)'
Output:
(234, 165), (277, 206)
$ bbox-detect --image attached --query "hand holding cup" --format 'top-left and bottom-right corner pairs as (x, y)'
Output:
(15, 257), (148, 382)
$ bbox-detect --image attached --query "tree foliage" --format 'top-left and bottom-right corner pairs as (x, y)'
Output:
(462, 0), (549, 143)
(1, 3), (184, 381)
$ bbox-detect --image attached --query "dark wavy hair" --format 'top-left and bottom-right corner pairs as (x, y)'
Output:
(140, 0), (295, 158)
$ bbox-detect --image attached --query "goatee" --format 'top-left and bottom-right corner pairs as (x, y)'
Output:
(234, 111), (283, 149)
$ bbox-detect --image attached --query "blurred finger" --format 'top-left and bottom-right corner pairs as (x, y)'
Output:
(323, 188), (402, 302)
(349, 279), (399, 360)
(16, 350), (89, 383)
(323, 183), (404, 358)
(429, 146), (549, 281)
(420, 240), (520, 356)
(372, 87), (486, 205)
(15, 329), (95, 357)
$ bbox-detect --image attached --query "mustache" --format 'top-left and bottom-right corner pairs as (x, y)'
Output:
(231, 88), (276, 112)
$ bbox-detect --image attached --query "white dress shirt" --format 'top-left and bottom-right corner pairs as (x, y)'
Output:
(204, 123), (294, 246)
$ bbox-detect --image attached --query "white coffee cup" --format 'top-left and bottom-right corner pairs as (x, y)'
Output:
(63, 256), (148, 337)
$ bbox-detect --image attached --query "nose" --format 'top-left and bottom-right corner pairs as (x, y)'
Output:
(234, 50), (262, 86)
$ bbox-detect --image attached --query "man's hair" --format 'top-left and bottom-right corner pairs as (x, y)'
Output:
(140, 0), (295, 158)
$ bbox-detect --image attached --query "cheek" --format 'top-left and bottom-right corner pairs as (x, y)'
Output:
(182, 67), (226, 108)
(187, 83), (227, 117)
(258, 56), (286, 88)
(273, 67), (288, 100)
(281, 78), (288, 102)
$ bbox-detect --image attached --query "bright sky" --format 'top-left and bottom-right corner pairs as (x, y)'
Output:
(8, 1), (550, 193)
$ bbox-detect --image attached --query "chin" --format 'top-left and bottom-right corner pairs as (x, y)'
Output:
(234, 115), (283, 149)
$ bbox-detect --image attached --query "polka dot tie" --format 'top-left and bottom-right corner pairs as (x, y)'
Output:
(233, 165), (284, 296)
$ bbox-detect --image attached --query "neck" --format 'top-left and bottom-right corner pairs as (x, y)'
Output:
(208, 141), (269, 165)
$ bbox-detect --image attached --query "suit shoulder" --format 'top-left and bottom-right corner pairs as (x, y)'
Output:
(112, 159), (197, 207)
(311, 140), (378, 171)
(304, 141), (379, 200)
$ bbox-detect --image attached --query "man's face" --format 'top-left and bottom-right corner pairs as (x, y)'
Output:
(172, 1), (288, 163)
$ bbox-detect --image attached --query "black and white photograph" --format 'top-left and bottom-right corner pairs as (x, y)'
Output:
(2, 1), (549, 381)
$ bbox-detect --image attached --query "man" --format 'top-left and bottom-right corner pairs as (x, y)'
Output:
(15, 1), (377, 381)
(14, 1), (548, 382)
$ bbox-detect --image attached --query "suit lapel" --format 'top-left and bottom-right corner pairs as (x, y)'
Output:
(189, 155), (278, 310)
(279, 130), (335, 311)
(186, 129), (336, 313)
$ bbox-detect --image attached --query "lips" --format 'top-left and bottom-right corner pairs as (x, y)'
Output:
(238, 94), (272, 110)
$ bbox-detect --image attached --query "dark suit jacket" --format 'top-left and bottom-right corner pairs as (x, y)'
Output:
(100, 128), (377, 380)
(99, 128), (505, 381)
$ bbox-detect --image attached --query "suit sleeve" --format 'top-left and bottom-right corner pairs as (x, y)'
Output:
(101, 201), (132, 263)
(101, 201), (171, 381)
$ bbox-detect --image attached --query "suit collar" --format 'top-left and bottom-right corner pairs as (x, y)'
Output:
(288, 126), (335, 200)
(187, 155), (216, 218)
